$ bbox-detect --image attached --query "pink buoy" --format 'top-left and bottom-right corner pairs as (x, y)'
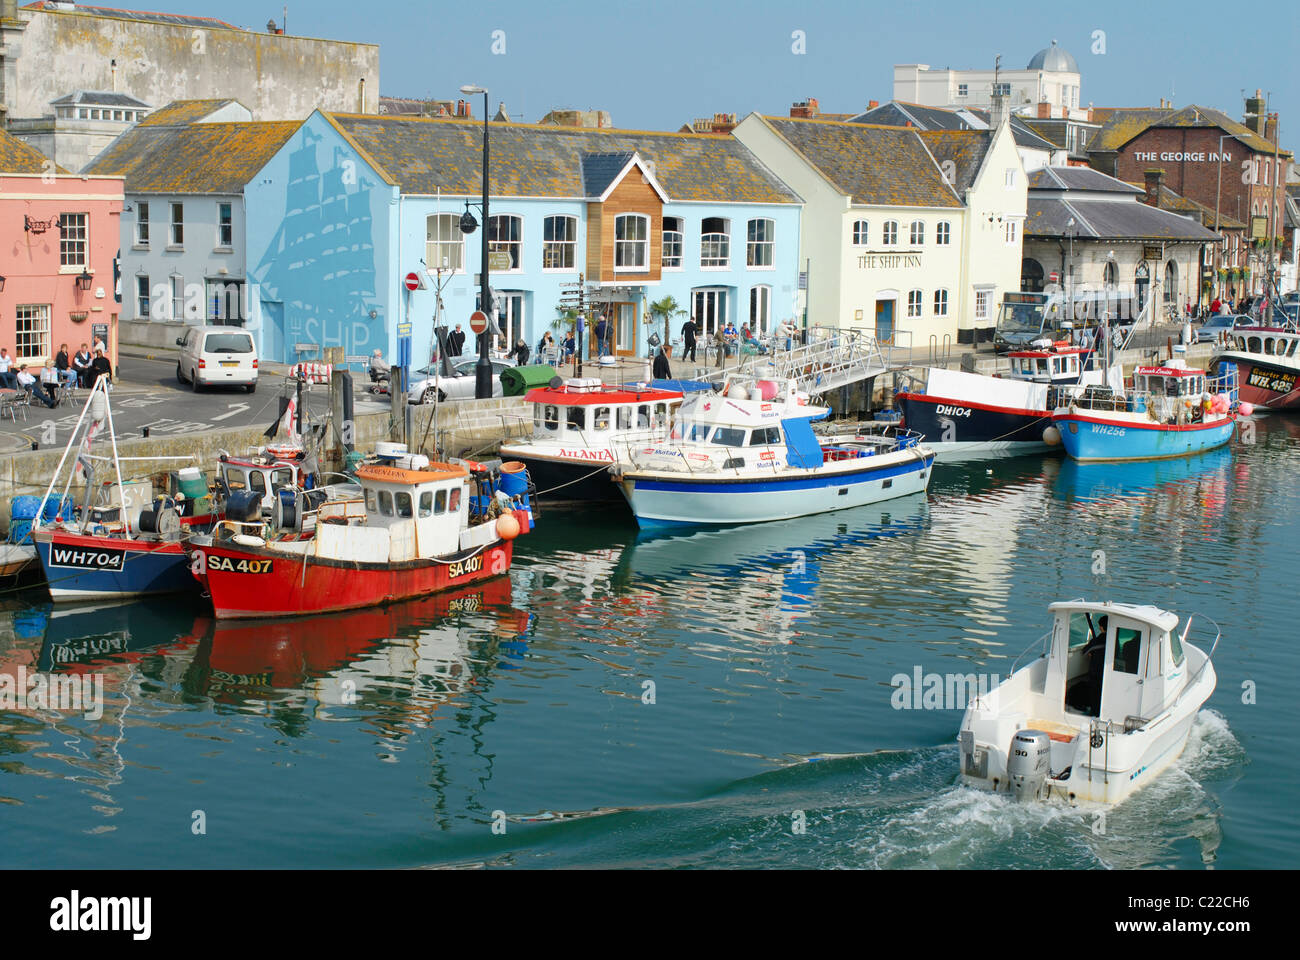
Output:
(756, 380), (779, 401)
(1239, 402), (1254, 416)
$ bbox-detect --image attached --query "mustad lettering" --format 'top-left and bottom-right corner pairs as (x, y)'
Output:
(49, 890), (151, 941)
(935, 405), (972, 417)
(49, 546), (125, 570)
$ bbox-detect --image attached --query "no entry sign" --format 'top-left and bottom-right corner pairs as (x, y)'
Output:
(404, 272), (423, 291)
(469, 310), (489, 334)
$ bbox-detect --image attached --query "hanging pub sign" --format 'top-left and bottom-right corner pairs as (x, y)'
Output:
(1250, 216), (1268, 240)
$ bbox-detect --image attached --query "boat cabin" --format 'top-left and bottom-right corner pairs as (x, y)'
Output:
(344, 458), (471, 563)
(1005, 342), (1091, 384)
(1046, 602), (1185, 728)
(219, 446), (314, 511)
(1229, 329), (1300, 359)
(525, 379), (681, 443)
(1131, 363), (1207, 398)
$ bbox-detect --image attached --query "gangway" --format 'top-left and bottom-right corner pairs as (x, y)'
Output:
(705, 328), (892, 397)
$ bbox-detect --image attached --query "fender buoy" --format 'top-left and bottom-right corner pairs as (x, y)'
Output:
(1042, 425), (1062, 446)
(1239, 402), (1254, 416)
(495, 513), (520, 540)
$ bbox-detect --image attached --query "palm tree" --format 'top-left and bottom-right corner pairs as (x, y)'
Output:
(647, 295), (684, 357)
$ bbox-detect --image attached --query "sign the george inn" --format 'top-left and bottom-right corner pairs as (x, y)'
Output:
(856, 252), (923, 269)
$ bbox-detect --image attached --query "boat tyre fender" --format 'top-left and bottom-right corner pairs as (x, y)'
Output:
(232, 534), (266, 548)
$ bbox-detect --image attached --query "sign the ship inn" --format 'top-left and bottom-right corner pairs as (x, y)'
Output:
(856, 252), (924, 269)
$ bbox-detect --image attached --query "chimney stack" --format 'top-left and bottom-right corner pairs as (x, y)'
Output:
(868, 100), (879, 110)
(1265, 112), (1278, 145)
(1142, 168), (1164, 208)
(789, 97), (819, 119)
(1245, 89), (1266, 134)
(1037, 101), (1051, 119)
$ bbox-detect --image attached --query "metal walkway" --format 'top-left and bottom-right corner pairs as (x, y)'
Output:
(722, 328), (891, 397)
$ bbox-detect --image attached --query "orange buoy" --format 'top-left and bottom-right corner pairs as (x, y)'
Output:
(495, 513), (521, 540)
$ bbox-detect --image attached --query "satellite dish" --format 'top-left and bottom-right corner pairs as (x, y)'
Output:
(548, 375), (564, 389)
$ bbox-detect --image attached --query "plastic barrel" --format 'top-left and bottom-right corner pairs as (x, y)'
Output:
(497, 462), (530, 497)
(8, 519), (34, 545)
(10, 496), (42, 521)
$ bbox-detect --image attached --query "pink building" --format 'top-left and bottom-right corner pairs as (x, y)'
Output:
(0, 129), (123, 369)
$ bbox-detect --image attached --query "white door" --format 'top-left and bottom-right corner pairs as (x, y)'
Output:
(692, 288), (728, 339)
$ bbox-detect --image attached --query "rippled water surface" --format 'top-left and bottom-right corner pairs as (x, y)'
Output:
(2, 417), (1295, 869)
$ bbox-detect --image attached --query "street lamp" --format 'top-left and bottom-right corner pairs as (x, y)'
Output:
(460, 83), (493, 400)
(76, 269), (93, 292)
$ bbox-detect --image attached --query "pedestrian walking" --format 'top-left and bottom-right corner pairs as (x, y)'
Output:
(448, 323), (467, 357)
(681, 316), (698, 362)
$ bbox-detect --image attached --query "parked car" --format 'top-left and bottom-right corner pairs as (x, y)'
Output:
(175, 326), (257, 393)
(1195, 315), (1249, 342)
(407, 356), (515, 404)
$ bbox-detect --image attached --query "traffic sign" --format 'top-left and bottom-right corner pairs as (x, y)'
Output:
(469, 310), (489, 334)
(404, 271), (424, 291)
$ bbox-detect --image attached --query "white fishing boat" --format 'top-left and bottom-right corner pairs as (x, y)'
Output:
(497, 377), (685, 502)
(609, 376), (934, 528)
(958, 599), (1219, 806)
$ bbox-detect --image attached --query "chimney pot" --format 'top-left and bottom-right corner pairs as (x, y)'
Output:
(868, 100), (879, 109)
(1142, 168), (1163, 208)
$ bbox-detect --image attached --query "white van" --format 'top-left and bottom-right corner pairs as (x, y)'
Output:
(176, 326), (258, 393)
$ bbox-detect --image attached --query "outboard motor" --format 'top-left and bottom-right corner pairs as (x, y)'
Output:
(1006, 729), (1052, 801)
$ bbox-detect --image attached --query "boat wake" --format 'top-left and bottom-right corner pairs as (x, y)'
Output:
(434, 711), (1244, 869)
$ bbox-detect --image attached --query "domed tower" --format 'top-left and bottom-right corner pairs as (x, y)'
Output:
(1026, 40), (1079, 73)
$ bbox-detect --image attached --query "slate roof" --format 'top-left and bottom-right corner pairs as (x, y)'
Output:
(0, 127), (68, 174)
(325, 114), (800, 204)
(51, 90), (151, 108)
(1089, 105), (1291, 157)
(847, 101), (1058, 153)
(23, 1), (239, 30)
(1122, 182), (1247, 230)
(760, 116), (961, 207)
(1029, 166), (1140, 193)
(137, 99), (238, 127)
(916, 129), (992, 195)
(1026, 196), (1220, 241)
(82, 120), (299, 193)
(580, 152), (635, 197)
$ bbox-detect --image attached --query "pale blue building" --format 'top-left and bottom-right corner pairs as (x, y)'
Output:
(244, 110), (802, 365)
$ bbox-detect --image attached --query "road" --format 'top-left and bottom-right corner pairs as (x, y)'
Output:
(0, 353), (392, 454)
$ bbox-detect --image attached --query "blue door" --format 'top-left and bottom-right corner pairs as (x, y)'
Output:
(875, 299), (895, 344)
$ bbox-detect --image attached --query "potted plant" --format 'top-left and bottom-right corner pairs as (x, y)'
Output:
(646, 295), (684, 358)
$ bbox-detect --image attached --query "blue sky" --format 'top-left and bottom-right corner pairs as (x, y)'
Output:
(164, 0), (1296, 135)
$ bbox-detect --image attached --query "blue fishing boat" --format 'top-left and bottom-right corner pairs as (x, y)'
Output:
(609, 377), (934, 528)
(1051, 360), (1237, 462)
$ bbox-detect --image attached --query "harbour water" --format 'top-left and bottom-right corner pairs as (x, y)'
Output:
(1, 416), (1296, 869)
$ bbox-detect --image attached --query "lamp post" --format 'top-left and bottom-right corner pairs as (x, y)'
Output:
(460, 84), (493, 400)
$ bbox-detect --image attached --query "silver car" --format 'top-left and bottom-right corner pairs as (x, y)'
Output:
(407, 357), (515, 404)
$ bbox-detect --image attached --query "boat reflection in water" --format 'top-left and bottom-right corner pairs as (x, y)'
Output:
(184, 579), (530, 738)
(36, 599), (200, 674)
(1052, 446), (1233, 510)
(610, 493), (931, 646)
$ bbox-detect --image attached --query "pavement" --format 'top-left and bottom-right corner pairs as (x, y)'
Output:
(0, 349), (391, 455)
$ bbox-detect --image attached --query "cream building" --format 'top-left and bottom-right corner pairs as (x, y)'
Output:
(733, 111), (1026, 345)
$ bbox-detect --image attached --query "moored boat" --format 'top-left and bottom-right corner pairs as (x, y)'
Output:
(610, 376), (934, 527)
(187, 445), (536, 619)
(1051, 360), (1237, 462)
(1212, 325), (1300, 411)
(958, 599), (1218, 805)
(498, 377), (683, 501)
(896, 340), (1122, 454)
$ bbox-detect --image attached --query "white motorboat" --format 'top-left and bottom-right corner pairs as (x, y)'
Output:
(958, 599), (1218, 805)
(609, 376), (934, 528)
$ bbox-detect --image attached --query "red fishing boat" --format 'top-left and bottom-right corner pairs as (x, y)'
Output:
(187, 444), (536, 620)
(1213, 326), (1300, 411)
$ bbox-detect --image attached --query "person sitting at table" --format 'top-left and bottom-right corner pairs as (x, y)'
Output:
(55, 342), (78, 390)
(16, 364), (56, 408)
(0, 347), (16, 390)
(40, 360), (61, 406)
(73, 343), (93, 387)
(722, 321), (739, 356)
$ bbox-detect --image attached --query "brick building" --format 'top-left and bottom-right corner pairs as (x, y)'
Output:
(1089, 97), (1292, 297)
